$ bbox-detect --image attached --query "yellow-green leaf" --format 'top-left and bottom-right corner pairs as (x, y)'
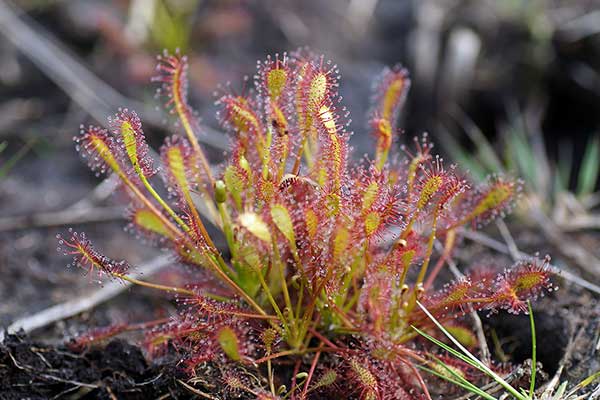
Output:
(239, 212), (271, 243)
(133, 209), (172, 239)
(444, 325), (477, 348)
(217, 326), (241, 361)
(271, 204), (295, 245)
(224, 165), (245, 210)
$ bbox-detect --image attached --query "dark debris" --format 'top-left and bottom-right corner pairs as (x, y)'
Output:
(0, 332), (196, 400)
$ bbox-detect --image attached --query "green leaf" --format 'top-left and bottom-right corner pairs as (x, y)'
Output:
(412, 326), (485, 373)
(554, 381), (568, 398)
(576, 135), (599, 197)
(217, 326), (241, 361)
(433, 357), (497, 400)
(445, 325), (478, 348)
(239, 212), (272, 243)
(270, 204), (296, 245)
(528, 301), (536, 399)
(566, 370), (600, 397)
(555, 141), (573, 194)
(417, 364), (497, 400)
(577, 369), (600, 388)
(440, 130), (488, 180)
(224, 165), (245, 210)
(0, 139), (36, 181)
(449, 109), (504, 173)
(133, 208), (173, 239)
(150, 0), (196, 52)
(415, 302), (529, 400)
(508, 128), (537, 190)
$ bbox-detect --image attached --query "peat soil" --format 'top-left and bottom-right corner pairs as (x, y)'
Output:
(0, 334), (192, 400)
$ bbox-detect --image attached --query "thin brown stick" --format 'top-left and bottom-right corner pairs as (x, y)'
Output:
(1, 254), (171, 341)
(301, 343), (324, 399)
(527, 203), (600, 277)
(0, 206), (124, 232)
(495, 219), (520, 261)
(177, 379), (219, 400)
(434, 240), (491, 365)
(458, 228), (600, 295)
(0, 0), (228, 150)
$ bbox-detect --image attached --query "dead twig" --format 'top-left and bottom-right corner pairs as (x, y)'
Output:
(50, 385), (89, 400)
(70, 175), (119, 210)
(0, 0), (227, 151)
(1, 254), (171, 341)
(539, 326), (583, 399)
(557, 214), (600, 232)
(0, 206), (124, 232)
(134, 373), (163, 386)
(39, 373), (100, 389)
(434, 240), (492, 366)
(495, 219), (520, 261)
(7, 350), (100, 390)
(177, 379), (220, 400)
(105, 385), (118, 400)
(458, 228), (600, 295)
(527, 201), (600, 277)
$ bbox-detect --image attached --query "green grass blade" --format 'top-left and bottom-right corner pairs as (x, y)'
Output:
(528, 301), (536, 399)
(554, 381), (568, 398)
(440, 130), (488, 180)
(450, 109), (504, 173)
(508, 128), (537, 190)
(576, 135), (599, 197)
(566, 370), (600, 397)
(412, 326), (487, 373)
(416, 302), (528, 400)
(416, 364), (498, 400)
(577, 369), (600, 388)
(0, 139), (36, 181)
(432, 357), (492, 396)
(556, 141), (573, 193)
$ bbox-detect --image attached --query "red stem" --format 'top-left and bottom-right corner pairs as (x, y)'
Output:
(290, 359), (302, 400)
(301, 343), (324, 399)
(307, 327), (339, 350)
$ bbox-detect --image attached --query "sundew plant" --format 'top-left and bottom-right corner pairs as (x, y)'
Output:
(57, 49), (554, 399)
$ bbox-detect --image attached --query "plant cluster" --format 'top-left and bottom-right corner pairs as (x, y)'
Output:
(57, 49), (554, 399)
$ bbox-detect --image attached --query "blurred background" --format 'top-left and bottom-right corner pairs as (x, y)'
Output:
(0, 0), (598, 362)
